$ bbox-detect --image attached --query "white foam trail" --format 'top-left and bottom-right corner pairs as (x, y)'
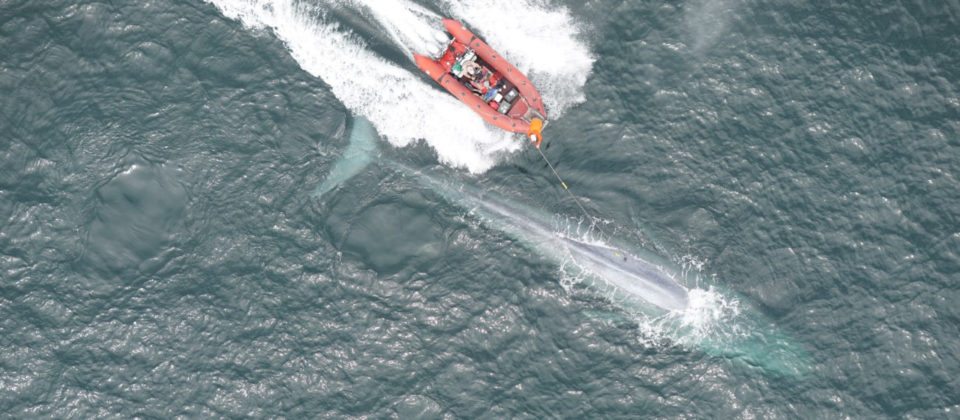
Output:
(442, 0), (595, 116)
(206, 0), (520, 173)
(339, 0), (449, 59)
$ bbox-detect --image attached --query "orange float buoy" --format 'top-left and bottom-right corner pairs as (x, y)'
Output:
(526, 118), (544, 147)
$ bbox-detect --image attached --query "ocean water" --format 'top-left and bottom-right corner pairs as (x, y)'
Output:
(2, 0), (959, 417)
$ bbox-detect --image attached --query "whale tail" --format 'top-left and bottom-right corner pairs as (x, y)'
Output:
(314, 117), (379, 198)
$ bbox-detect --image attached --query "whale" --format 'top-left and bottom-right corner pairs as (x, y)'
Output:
(315, 117), (810, 377)
(314, 118), (689, 312)
(383, 158), (690, 313)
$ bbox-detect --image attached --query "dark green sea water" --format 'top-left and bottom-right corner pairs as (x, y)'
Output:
(2, 0), (959, 417)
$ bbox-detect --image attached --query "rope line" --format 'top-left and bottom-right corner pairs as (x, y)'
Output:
(535, 143), (594, 224)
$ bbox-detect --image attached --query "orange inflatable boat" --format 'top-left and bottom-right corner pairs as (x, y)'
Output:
(414, 19), (547, 146)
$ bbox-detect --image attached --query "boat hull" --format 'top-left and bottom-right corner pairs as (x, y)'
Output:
(414, 19), (546, 135)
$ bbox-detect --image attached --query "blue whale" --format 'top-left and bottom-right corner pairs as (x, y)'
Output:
(387, 161), (690, 312)
(316, 117), (809, 377)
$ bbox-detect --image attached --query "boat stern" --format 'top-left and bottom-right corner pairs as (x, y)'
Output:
(414, 54), (443, 81)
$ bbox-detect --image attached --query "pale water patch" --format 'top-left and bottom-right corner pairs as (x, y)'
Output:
(684, 0), (740, 52)
(83, 158), (188, 277)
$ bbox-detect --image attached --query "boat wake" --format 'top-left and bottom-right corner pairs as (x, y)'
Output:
(204, 0), (594, 172)
(333, 0), (449, 60)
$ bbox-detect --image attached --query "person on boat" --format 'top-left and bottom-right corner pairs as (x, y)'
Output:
(483, 80), (501, 101)
(463, 61), (481, 80)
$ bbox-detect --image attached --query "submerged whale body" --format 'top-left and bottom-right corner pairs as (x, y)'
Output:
(560, 238), (689, 311)
(427, 173), (690, 312)
(315, 117), (689, 312)
(316, 117), (810, 377)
